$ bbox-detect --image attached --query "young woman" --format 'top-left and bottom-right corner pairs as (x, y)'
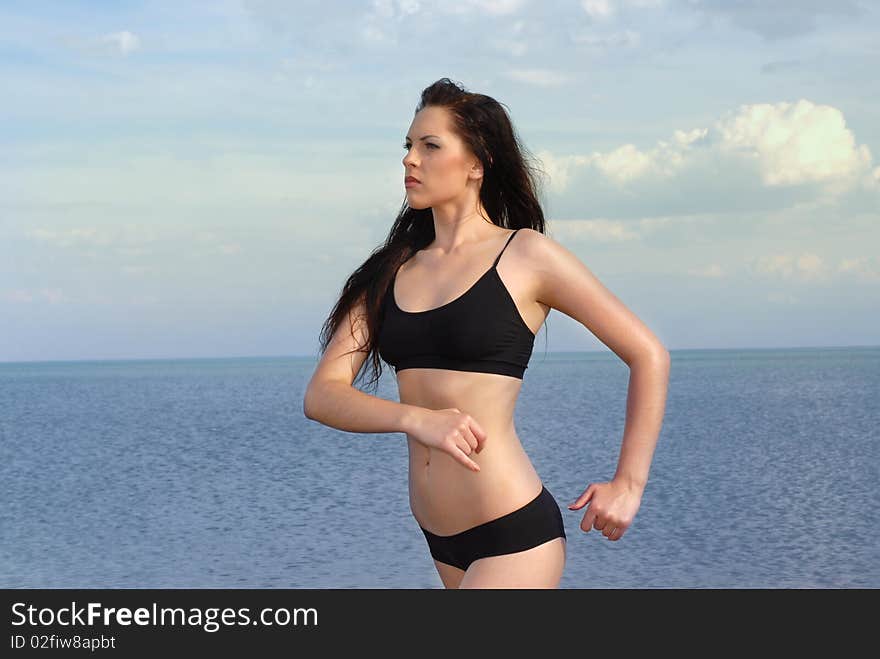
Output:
(304, 78), (670, 589)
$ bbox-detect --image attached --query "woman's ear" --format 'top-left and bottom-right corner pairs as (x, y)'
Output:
(470, 162), (484, 181)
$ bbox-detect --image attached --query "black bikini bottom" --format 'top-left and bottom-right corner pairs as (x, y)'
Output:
(419, 484), (566, 571)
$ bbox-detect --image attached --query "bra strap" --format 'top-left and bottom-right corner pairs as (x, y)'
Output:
(492, 229), (520, 268)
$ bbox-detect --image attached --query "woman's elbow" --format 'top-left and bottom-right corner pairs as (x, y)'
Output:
(630, 344), (670, 369)
(303, 383), (320, 420)
(649, 347), (671, 369)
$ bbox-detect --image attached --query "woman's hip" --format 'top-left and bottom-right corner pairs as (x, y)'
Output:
(417, 484), (567, 571)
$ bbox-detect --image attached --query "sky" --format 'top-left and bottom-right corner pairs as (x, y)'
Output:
(1, 0), (878, 363)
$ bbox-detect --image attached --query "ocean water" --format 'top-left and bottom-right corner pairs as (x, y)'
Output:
(1, 347), (877, 589)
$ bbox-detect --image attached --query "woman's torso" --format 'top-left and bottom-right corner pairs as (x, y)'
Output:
(379, 228), (551, 535)
(401, 370), (544, 535)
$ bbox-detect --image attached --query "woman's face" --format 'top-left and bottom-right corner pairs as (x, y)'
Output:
(402, 106), (482, 210)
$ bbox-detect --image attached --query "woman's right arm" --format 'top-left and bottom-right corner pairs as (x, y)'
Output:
(302, 293), (422, 436)
(304, 378), (423, 435)
(302, 294), (487, 470)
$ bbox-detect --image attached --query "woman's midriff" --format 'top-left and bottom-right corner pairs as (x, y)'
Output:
(397, 369), (544, 536)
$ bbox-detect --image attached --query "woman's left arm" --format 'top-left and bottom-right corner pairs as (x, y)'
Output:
(521, 229), (671, 541)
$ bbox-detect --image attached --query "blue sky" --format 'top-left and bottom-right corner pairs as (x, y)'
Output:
(1, 0), (878, 362)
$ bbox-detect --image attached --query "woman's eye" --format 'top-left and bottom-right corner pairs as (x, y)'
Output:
(402, 143), (437, 150)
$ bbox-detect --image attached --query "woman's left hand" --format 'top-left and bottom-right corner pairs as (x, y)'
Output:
(567, 478), (644, 541)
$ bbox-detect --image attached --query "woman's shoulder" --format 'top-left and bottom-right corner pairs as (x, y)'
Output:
(509, 228), (592, 287)
(510, 227), (557, 259)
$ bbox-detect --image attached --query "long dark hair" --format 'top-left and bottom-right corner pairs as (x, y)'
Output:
(316, 77), (550, 391)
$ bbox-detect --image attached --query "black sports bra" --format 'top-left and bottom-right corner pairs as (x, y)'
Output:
(378, 229), (536, 379)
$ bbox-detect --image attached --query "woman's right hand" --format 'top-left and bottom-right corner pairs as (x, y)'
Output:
(408, 408), (488, 472)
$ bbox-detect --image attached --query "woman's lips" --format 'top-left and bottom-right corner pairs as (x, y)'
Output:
(405, 179), (421, 187)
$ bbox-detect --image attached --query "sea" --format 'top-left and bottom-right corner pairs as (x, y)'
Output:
(1, 346), (877, 588)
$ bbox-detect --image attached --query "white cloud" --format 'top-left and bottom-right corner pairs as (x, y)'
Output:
(370, 0), (398, 19)
(488, 19), (529, 56)
(42, 288), (65, 304)
(752, 252), (830, 282)
(572, 29), (640, 48)
(688, 264), (725, 278)
(2, 288), (66, 304)
(580, 0), (664, 19)
(128, 294), (161, 306)
(796, 253), (825, 277)
(636, 216), (682, 229)
(548, 217), (641, 242)
(450, 0), (526, 15)
(543, 100), (875, 197)
(361, 23), (393, 45)
(505, 68), (572, 86)
(26, 225), (159, 249)
(397, 0), (421, 13)
(61, 30), (141, 57)
(754, 254), (796, 277)
(361, 0), (420, 44)
(121, 265), (156, 277)
(540, 125), (708, 187)
(9, 148), (330, 208)
(26, 222), (242, 261)
(582, 0), (613, 19)
(591, 143), (654, 182)
(362, 0), (524, 45)
(717, 100), (872, 187)
(766, 291), (799, 305)
(838, 256), (880, 282)
(102, 30), (141, 56)
(394, 0), (525, 15)
(3, 289), (34, 303)
(29, 227), (113, 247)
(547, 214), (706, 243)
(688, 0), (862, 40)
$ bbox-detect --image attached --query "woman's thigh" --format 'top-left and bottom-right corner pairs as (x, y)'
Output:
(458, 537), (566, 589)
(433, 560), (466, 589)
